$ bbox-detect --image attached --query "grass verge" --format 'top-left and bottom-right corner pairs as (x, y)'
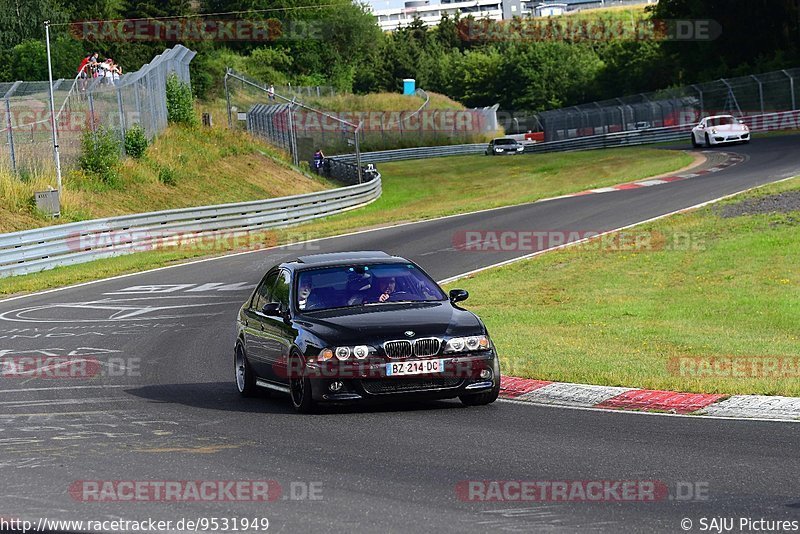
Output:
(0, 147), (692, 296)
(444, 176), (800, 396)
(0, 124), (331, 233)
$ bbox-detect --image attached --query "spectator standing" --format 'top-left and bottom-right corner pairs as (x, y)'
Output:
(268, 84), (275, 101)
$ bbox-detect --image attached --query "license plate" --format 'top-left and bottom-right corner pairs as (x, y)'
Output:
(386, 359), (444, 376)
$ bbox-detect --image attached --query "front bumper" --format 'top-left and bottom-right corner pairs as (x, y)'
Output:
(712, 132), (749, 143)
(305, 352), (500, 402)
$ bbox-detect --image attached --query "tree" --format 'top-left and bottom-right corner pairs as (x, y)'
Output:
(0, 0), (69, 49)
(652, 0), (800, 81)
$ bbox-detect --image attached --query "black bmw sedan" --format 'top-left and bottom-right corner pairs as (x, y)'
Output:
(235, 251), (501, 413)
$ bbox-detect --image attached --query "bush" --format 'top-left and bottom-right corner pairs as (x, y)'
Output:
(78, 126), (120, 184)
(158, 166), (178, 186)
(166, 73), (198, 126)
(124, 124), (148, 159)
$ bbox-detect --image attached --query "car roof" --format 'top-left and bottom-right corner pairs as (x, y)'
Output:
(286, 251), (408, 270)
(704, 114), (736, 120)
(492, 137), (517, 142)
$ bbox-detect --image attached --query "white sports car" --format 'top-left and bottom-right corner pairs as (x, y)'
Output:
(691, 115), (750, 147)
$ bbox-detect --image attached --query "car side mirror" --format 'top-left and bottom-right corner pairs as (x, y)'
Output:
(449, 289), (469, 303)
(262, 302), (281, 316)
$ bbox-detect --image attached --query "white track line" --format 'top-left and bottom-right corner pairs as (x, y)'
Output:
(0, 150), (725, 305)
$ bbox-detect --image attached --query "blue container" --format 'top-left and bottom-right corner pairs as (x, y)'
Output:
(402, 78), (416, 95)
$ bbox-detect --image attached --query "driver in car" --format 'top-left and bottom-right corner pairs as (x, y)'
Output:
(375, 277), (396, 303)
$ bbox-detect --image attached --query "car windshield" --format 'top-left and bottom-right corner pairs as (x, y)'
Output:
(296, 263), (446, 311)
(494, 138), (516, 145)
(707, 116), (735, 126)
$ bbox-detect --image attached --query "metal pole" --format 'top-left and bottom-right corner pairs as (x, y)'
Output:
(116, 87), (127, 155)
(287, 100), (298, 166)
(4, 94), (17, 175)
(354, 122), (363, 184)
(750, 75), (764, 114)
(224, 69), (233, 129)
(783, 70), (796, 110)
(690, 84), (704, 118)
(44, 21), (63, 200)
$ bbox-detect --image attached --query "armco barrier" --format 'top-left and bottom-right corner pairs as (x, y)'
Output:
(0, 171), (381, 278)
(332, 110), (799, 164)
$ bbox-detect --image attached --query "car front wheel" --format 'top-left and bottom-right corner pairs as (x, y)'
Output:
(289, 352), (315, 413)
(705, 133), (712, 147)
(459, 380), (500, 406)
(691, 133), (700, 148)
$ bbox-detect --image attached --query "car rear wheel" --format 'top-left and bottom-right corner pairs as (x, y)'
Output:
(289, 352), (315, 413)
(235, 345), (257, 397)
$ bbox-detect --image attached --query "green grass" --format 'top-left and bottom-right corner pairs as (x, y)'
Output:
(0, 147), (693, 296)
(298, 91), (465, 113)
(445, 176), (800, 396)
(0, 124), (331, 233)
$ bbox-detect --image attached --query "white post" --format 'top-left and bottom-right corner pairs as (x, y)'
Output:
(44, 21), (63, 202)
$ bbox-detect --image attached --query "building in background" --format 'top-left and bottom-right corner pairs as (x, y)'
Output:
(372, 0), (655, 32)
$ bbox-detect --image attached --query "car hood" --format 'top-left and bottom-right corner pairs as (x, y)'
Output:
(298, 301), (483, 344)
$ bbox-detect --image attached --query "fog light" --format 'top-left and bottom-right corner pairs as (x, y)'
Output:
(479, 369), (491, 379)
(329, 381), (344, 392)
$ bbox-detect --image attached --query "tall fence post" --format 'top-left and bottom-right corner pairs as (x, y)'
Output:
(355, 122), (363, 184)
(691, 85), (704, 119)
(224, 69), (233, 129)
(287, 100), (299, 166)
(783, 70), (796, 110)
(751, 75), (765, 114)
(4, 85), (19, 175)
(116, 86), (127, 155)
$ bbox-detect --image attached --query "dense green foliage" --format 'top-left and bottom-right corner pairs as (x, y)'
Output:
(1, 0), (797, 113)
(123, 124), (148, 159)
(165, 73), (197, 126)
(78, 126), (120, 184)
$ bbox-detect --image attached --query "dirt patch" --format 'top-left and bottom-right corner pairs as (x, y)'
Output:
(716, 190), (800, 218)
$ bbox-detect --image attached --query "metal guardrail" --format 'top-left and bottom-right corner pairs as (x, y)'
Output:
(333, 143), (487, 164)
(333, 110), (799, 163)
(0, 171), (381, 278)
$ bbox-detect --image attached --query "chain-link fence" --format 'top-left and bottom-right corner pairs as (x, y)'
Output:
(273, 84), (337, 99)
(537, 67), (800, 141)
(225, 68), (365, 183)
(224, 68), (500, 172)
(0, 45), (196, 176)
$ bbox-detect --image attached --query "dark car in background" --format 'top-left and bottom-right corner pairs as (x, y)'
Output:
(235, 251), (501, 413)
(485, 137), (525, 155)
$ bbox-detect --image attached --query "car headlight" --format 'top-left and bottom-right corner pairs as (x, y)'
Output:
(320, 345), (373, 361)
(516, 146), (524, 151)
(335, 346), (350, 360)
(495, 148), (503, 152)
(711, 128), (717, 134)
(444, 335), (491, 353)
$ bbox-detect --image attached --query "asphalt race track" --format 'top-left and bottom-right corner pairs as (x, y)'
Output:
(1, 136), (800, 533)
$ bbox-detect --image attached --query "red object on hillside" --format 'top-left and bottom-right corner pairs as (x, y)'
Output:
(524, 131), (545, 142)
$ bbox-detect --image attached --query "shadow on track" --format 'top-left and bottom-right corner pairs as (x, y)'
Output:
(125, 381), (473, 416)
